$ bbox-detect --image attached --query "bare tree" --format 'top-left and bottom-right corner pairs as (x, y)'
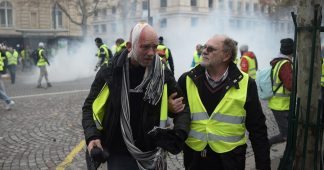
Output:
(52, 0), (101, 37)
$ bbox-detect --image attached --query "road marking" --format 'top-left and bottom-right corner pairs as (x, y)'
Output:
(11, 89), (89, 99)
(56, 140), (85, 170)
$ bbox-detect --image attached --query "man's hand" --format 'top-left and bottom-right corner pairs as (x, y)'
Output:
(168, 92), (185, 113)
(87, 139), (102, 153)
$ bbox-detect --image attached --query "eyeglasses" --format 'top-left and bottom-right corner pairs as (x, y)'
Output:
(140, 44), (158, 51)
(202, 45), (218, 53)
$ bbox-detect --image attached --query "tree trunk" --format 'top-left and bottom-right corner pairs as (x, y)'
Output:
(294, 0), (322, 169)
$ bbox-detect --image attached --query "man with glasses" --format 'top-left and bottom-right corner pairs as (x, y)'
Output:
(176, 35), (270, 169)
(82, 22), (190, 170)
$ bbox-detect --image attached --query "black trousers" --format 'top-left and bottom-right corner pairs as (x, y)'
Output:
(183, 144), (247, 170)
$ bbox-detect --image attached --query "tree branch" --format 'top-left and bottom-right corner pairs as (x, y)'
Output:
(53, 0), (82, 26)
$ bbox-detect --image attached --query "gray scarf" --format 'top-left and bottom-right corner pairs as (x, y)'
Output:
(120, 54), (166, 170)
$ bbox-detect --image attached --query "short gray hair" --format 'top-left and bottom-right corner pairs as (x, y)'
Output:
(223, 37), (238, 62)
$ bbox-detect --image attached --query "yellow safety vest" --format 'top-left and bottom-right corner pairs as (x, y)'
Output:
(21, 50), (25, 59)
(185, 73), (248, 153)
(240, 55), (256, 79)
(37, 49), (47, 67)
(268, 60), (291, 111)
(116, 42), (127, 54)
(92, 83), (168, 130)
(193, 51), (202, 67)
(97, 44), (109, 66)
(321, 58), (324, 87)
(6, 51), (18, 65)
(0, 53), (3, 71)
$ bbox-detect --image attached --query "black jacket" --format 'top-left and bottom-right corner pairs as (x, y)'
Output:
(82, 50), (190, 154)
(178, 62), (270, 170)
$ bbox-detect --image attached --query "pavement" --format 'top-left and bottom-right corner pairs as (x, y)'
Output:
(0, 70), (285, 170)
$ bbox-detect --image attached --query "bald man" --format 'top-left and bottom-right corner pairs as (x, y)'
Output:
(82, 22), (190, 170)
(177, 35), (270, 170)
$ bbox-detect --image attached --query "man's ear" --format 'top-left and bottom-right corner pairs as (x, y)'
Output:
(222, 52), (232, 62)
(126, 42), (132, 52)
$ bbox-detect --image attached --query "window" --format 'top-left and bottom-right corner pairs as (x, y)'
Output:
(0, 1), (12, 27)
(101, 24), (107, 33)
(228, 0), (233, 10)
(52, 4), (63, 29)
(245, 3), (250, 13)
(142, 1), (148, 10)
(237, 2), (241, 12)
(31, 12), (37, 27)
(112, 6), (116, 14)
(111, 23), (116, 32)
(160, 0), (167, 8)
(191, 17), (198, 27)
(191, 0), (197, 6)
(94, 25), (99, 33)
(219, 0), (224, 9)
(160, 18), (167, 28)
(102, 9), (107, 16)
(253, 3), (258, 13)
(208, 0), (213, 8)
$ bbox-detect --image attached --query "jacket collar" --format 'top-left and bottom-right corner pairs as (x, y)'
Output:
(188, 62), (244, 90)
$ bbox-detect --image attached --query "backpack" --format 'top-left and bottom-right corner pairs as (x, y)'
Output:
(255, 64), (283, 100)
(31, 49), (39, 65)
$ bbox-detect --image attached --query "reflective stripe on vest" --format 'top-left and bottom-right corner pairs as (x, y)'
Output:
(97, 44), (109, 66)
(92, 83), (168, 130)
(6, 51), (18, 65)
(185, 73), (248, 153)
(193, 51), (202, 67)
(37, 49), (47, 66)
(240, 55), (256, 79)
(321, 58), (324, 87)
(268, 60), (291, 111)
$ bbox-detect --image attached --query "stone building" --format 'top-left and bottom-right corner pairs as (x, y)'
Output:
(0, 0), (83, 50)
(91, 0), (293, 46)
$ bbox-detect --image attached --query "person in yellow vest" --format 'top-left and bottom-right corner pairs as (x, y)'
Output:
(239, 44), (258, 79)
(157, 36), (175, 74)
(82, 23), (190, 170)
(0, 45), (15, 110)
(114, 38), (127, 58)
(268, 38), (294, 146)
(36, 42), (52, 88)
(94, 37), (112, 72)
(6, 47), (18, 84)
(177, 35), (270, 169)
(191, 44), (203, 68)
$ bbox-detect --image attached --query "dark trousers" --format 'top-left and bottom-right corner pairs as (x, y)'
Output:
(7, 65), (16, 84)
(183, 144), (246, 170)
(269, 109), (289, 146)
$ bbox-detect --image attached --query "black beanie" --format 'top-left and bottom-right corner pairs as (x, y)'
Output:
(280, 38), (294, 55)
(95, 37), (102, 44)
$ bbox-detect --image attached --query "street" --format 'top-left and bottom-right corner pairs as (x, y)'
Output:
(0, 71), (284, 170)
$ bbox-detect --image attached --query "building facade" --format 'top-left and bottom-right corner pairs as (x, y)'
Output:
(91, 0), (293, 46)
(0, 0), (83, 50)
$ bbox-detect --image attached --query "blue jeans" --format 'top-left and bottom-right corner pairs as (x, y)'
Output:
(7, 65), (16, 84)
(0, 89), (11, 104)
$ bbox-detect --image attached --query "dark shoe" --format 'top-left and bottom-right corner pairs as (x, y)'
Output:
(47, 83), (52, 88)
(36, 84), (42, 88)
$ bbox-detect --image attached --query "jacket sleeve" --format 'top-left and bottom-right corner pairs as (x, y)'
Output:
(165, 68), (190, 140)
(279, 62), (292, 91)
(245, 78), (271, 170)
(82, 68), (106, 145)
